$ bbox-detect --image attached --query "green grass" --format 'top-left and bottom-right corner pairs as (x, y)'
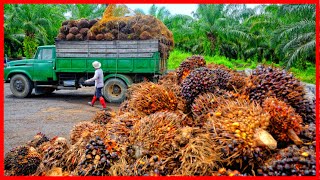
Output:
(168, 49), (316, 84)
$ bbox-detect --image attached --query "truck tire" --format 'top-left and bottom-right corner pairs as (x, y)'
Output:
(103, 78), (127, 103)
(10, 74), (33, 98)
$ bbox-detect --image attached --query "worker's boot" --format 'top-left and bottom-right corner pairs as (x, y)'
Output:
(99, 97), (107, 109)
(88, 96), (97, 106)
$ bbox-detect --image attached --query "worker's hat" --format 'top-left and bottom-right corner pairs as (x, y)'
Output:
(92, 61), (101, 69)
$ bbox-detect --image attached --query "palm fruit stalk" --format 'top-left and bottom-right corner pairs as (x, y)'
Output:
(263, 98), (303, 146)
(77, 136), (120, 176)
(256, 144), (316, 176)
(245, 65), (313, 124)
(126, 82), (178, 116)
(176, 55), (206, 84)
(203, 99), (276, 172)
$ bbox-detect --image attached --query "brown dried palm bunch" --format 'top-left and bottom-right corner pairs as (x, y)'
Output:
(27, 132), (50, 149)
(244, 65), (311, 123)
(129, 112), (184, 164)
(35, 137), (70, 175)
(263, 98), (303, 146)
(170, 127), (221, 176)
(76, 136), (121, 176)
(70, 121), (104, 145)
(176, 55), (206, 84)
(126, 82), (178, 116)
(118, 100), (135, 115)
(158, 71), (178, 86)
(92, 110), (117, 125)
(203, 99), (277, 172)
(226, 71), (247, 93)
(191, 91), (235, 127)
(4, 146), (41, 176)
(256, 144), (316, 176)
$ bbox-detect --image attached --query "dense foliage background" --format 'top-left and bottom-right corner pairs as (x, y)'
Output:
(4, 4), (316, 83)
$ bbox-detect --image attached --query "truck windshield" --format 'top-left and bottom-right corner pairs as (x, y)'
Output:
(36, 49), (53, 60)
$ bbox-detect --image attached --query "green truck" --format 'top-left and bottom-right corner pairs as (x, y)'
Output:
(4, 39), (167, 103)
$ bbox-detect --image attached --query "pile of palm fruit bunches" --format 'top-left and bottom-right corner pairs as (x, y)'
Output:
(56, 5), (173, 60)
(5, 54), (316, 176)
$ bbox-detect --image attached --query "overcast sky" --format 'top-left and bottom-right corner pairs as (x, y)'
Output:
(126, 4), (261, 16)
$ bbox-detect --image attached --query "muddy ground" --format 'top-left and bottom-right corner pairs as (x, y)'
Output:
(4, 83), (119, 154)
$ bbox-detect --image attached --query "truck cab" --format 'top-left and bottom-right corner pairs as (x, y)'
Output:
(4, 46), (57, 98)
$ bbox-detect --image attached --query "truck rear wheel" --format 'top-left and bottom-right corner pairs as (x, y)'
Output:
(103, 78), (127, 103)
(10, 74), (33, 98)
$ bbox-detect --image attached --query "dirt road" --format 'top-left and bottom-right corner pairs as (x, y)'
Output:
(4, 83), (119, 154)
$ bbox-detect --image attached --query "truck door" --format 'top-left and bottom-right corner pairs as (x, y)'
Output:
(33, 47), (55, 81)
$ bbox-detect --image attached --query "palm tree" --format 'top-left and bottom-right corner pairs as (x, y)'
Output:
(66, 4), (105, 19)
(4, 4), (67, 58)
(275, 5), (315, 69)
(148, 5), (171, 21)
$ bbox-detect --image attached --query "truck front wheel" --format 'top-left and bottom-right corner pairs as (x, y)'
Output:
(103, 78), (127, 103)
(10, 74), (33, 98)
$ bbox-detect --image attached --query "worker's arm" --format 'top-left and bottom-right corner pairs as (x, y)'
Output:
(85, 71), (99, 83)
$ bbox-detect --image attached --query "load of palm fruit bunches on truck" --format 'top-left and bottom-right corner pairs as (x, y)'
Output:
(5, 54), (316, 176)
(56, 5), (173, 60)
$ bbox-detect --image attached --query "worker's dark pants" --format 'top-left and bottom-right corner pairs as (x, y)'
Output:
(95, 87), (103, 98)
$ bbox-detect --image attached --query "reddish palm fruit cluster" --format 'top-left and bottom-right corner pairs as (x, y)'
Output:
(176, 55), (206, 84)
(263, 98), (303, 145)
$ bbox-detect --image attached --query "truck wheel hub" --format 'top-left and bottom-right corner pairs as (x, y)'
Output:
(14, 80), (24, 92)
(109, 84), (121, 96)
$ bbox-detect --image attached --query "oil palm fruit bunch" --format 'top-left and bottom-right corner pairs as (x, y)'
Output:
(114, 112), (141, 129)
(203, 99), (276, 171)
(226, 71), (247, 92)
(191, 92), (233, 127)
(4, 146), (41, 176)
(127, 155), (165, 176)
(171, 127), (220, 176)
(263, 98), (303, 146)
(27, 132), (50, 148)
(256, 144), (316, 176)
(176, 55), (206, 84)
(245, 65), (311, 123)
(77, 136), (120, 176)
(70, 122), (104, 145)
(181, 67), (231, 105)
(127, 82), (178, 116)
(92, 110), (116, 125)
(39, 137), (70, 171)
(129, 112), (184, 167)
